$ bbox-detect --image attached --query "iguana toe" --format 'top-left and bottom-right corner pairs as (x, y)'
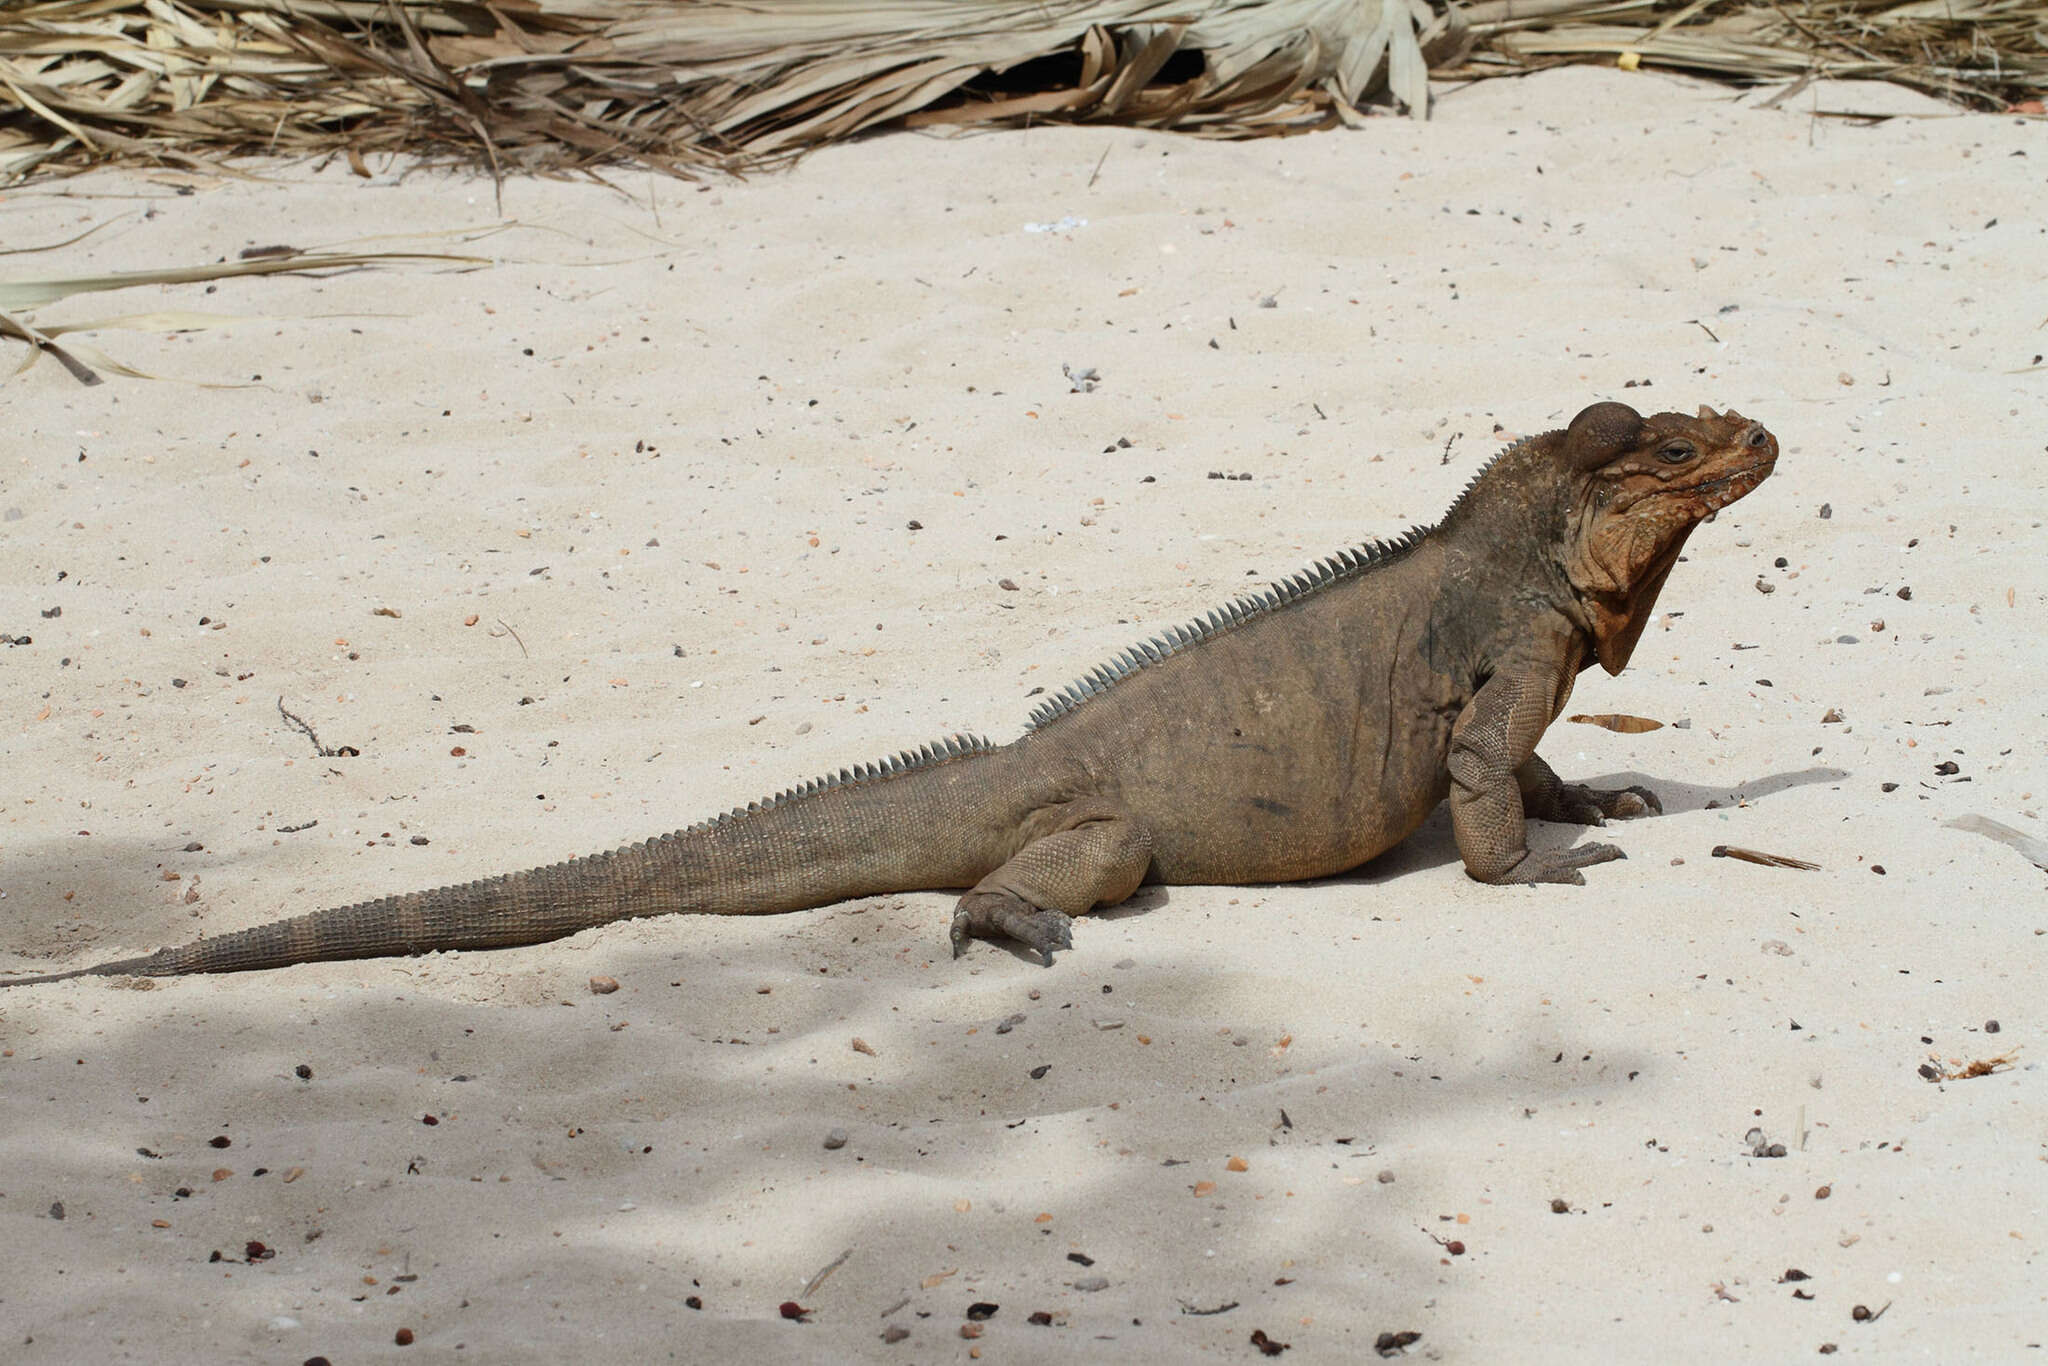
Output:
(950, 889), (1074, 965)
(1613, 785), (1662, 818)
(1503, 842), (1627, 885)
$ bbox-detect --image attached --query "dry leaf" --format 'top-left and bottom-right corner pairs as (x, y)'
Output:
(1567, 712), (1663, 733)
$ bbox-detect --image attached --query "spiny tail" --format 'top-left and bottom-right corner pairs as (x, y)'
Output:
(2, 735), (1007, 986)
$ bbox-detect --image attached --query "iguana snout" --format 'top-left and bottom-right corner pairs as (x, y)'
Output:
(1564, 402), (1779, 673)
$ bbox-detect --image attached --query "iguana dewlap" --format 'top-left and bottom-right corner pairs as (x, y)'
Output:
(3, 402), (1776, 984)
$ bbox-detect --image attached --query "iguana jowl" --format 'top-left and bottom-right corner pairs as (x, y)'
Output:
(2, 402), (1776, 986)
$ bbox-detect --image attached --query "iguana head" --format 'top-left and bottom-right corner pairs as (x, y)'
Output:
(1562, 401), (1778, 675)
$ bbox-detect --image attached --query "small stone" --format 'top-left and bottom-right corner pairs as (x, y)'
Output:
(1550, 1198), (1570, 1214)
(1376, 1170), (1396, 1184)
(588, 975), (620, 994)
(1985, 1019), (2001, 1034)
(959, 1323), (983, 1339)
(823, 1128), (849, 1150)
(881, 1325), (911, 1343)
(1071, 1276), (1109, 1292)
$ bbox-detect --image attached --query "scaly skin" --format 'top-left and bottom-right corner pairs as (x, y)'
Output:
(1, 402), (1777, 984)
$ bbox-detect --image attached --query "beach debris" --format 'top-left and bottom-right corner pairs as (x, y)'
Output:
(850, 1037), (878, 1057)
(966, 1302), (999, 1321)
(1180, 1298), (1239, 1315)
(1712, 844), (1820, 871)
(587, 975), (619, 994)
(779, 1300), (811, 1321)
(802, 1248), (853, 1298)
(1028, 1310), (1055, 1326)
(1376, 1331), (1423, 1357)
(822, 1128), (849, 1150)
(881, 1324), (910, 1343)
(1066, 1252), (1095, 1267)
(921, 1269), (957, 1289)
(1225, 1156), (1249, 1172)
(1946, 814), (2048, 871)
(1745, 1127), (1789, 1158)
(995, 1013), (1026, 1034)
(1062, 363), (1099, 393)
(1071, 1275), (1109, 1292)
(1918, 1050), (2017, 1082)
(1568, 711), (1662, 732)
(1250, 1327), (1291, 1355)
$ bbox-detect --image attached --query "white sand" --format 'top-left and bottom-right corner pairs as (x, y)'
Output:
(3, 67), (2043, 1362)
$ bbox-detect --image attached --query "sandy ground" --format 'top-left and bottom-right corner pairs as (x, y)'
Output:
(2, 66), (2043, 1363)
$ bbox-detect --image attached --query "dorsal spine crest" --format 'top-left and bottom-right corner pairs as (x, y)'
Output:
(1022, 525), (1431, 733)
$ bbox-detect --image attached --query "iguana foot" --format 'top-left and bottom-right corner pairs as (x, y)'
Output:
(1536, 782), (1662, 826)
(950, 889), (1074, 966)
(1498, 842), (1627, 885)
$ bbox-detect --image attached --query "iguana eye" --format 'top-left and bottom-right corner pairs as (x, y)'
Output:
(1657, 443), (1693, 464)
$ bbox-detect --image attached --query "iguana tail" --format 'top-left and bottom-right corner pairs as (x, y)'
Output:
(2, 734), (1010, 984)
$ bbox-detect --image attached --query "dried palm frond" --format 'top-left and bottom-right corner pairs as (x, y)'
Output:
(1453, 0), (2048, 109)
(1, 245), (488, 383)
(0, 0), (2039, 187)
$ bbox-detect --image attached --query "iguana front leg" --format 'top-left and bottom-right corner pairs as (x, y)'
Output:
(1447, 657), (1628, 885)
(949, 799), (1154, 964)
(1517, 753), (1661, 825)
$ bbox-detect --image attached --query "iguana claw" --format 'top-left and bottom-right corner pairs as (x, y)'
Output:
(1503, 842), (1627, 885)
(950, 890), (1074, 965)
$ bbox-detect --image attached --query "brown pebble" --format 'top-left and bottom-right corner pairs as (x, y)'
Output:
(395, 1327), (415, 1345)
(960, 1323), (983, 1339)
(1815, 1185), (1831, 1199)
(1550, 1198), (1570, 1214)
(851, 1037), (878, 1056)
(1445, 1241), (1465, 1256)
(588, 975), (620, 994)
(1852, 1305), (1871, 1322)
(881, 1324), (910, 1343)
(212, 1168), (232, 1182)
(1985, 1019), (2000, 1034)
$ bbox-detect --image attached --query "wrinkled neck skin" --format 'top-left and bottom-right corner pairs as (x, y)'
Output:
(1569, 480), (1701, 675)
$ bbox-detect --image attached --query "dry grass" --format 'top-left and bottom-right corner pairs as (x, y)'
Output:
(1, 0), (2041, 184)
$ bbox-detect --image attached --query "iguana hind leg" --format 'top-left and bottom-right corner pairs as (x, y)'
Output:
(949, 800), (1154, 965)
(1517, 754), (1662, 825)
